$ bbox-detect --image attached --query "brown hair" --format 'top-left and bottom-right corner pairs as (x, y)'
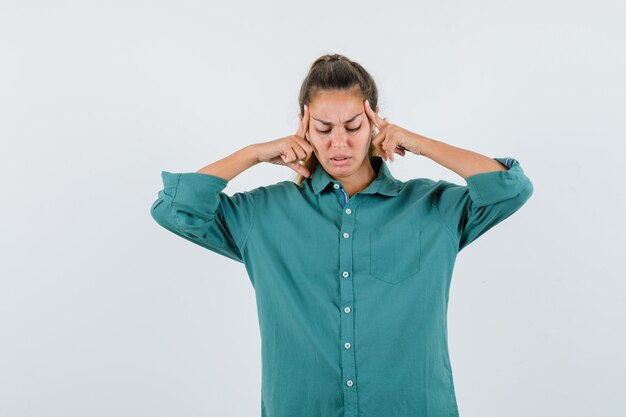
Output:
(293, 53), (380, 186)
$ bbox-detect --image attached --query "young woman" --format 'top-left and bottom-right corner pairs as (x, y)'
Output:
(150, 53), (534, 417)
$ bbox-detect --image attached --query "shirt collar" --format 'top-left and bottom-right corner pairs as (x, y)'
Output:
(310, 155), (399, 197)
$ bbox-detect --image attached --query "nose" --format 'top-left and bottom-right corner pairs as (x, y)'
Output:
(331, 130), (348, 148)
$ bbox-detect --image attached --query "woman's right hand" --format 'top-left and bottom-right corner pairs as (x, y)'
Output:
(253, 104), (314, 178)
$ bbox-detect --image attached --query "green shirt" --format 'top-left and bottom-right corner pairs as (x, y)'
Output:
(150, 155), (533, 417)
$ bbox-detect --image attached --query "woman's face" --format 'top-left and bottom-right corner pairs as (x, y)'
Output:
(303, 88), (378, 180)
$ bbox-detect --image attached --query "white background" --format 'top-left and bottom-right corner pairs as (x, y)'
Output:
(1, 1), (624, 416)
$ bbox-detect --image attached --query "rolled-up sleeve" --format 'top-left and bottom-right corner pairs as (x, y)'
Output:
(149, 171), (256, 263)
(435, 157), (534, 252)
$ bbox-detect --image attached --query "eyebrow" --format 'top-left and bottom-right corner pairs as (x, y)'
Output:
(311, 112), (363, 126)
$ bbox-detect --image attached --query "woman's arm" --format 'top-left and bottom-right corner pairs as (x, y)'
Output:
(150, 144), (262, 263)
(150, 169), (257, 263)
(362, 99), (511, 178)
(417, 135), (509, 179)
(195, 105), (313, 181)
(433, 155), (534, 252)
(150, 130), (312, 261)
(362, 101), (533, 251)
(195, 144), (261, 180)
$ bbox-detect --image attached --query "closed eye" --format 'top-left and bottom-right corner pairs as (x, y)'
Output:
(317, 126), (361, 135)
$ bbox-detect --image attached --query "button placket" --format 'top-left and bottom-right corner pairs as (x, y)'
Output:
(337, 185), (360, 413)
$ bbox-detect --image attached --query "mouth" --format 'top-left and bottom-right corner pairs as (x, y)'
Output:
(329, 156), (351, 166)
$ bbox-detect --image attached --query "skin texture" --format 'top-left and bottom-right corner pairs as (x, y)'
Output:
(300, 87), (380, 197)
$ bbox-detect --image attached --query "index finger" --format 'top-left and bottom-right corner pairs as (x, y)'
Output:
(364, 99), (385, 131)
(296, 104), (310, 139)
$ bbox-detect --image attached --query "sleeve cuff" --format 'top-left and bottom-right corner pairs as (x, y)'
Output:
(160, 171), (229, 205)
(465, 157), (531, 206)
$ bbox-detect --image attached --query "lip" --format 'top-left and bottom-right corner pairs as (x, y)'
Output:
(329, 156), (351, 166)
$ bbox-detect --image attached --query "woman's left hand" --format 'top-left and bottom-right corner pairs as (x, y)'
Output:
(364, 100), (428, 162)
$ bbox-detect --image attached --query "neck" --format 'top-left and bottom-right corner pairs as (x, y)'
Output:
(340, 158), (377, 197)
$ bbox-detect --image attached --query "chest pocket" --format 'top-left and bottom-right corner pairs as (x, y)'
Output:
(369, 223), (421, 284)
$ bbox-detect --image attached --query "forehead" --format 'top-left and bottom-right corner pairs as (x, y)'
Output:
(309, 89), (363, 124)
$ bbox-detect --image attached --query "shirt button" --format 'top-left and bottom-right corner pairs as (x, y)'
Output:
(342, 232), (350, 239)
(346, 380), (354, 387)
(333, 183), (340, 189)
(342, 271), (349, 278)
(344, 306), (351, 313)
(344, 342), (351, 349)
(345, 208), (352, 214)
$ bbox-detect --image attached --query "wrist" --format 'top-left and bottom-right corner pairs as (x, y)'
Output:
(240, 144), (261, 165)
(412, 134), (434, 158)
